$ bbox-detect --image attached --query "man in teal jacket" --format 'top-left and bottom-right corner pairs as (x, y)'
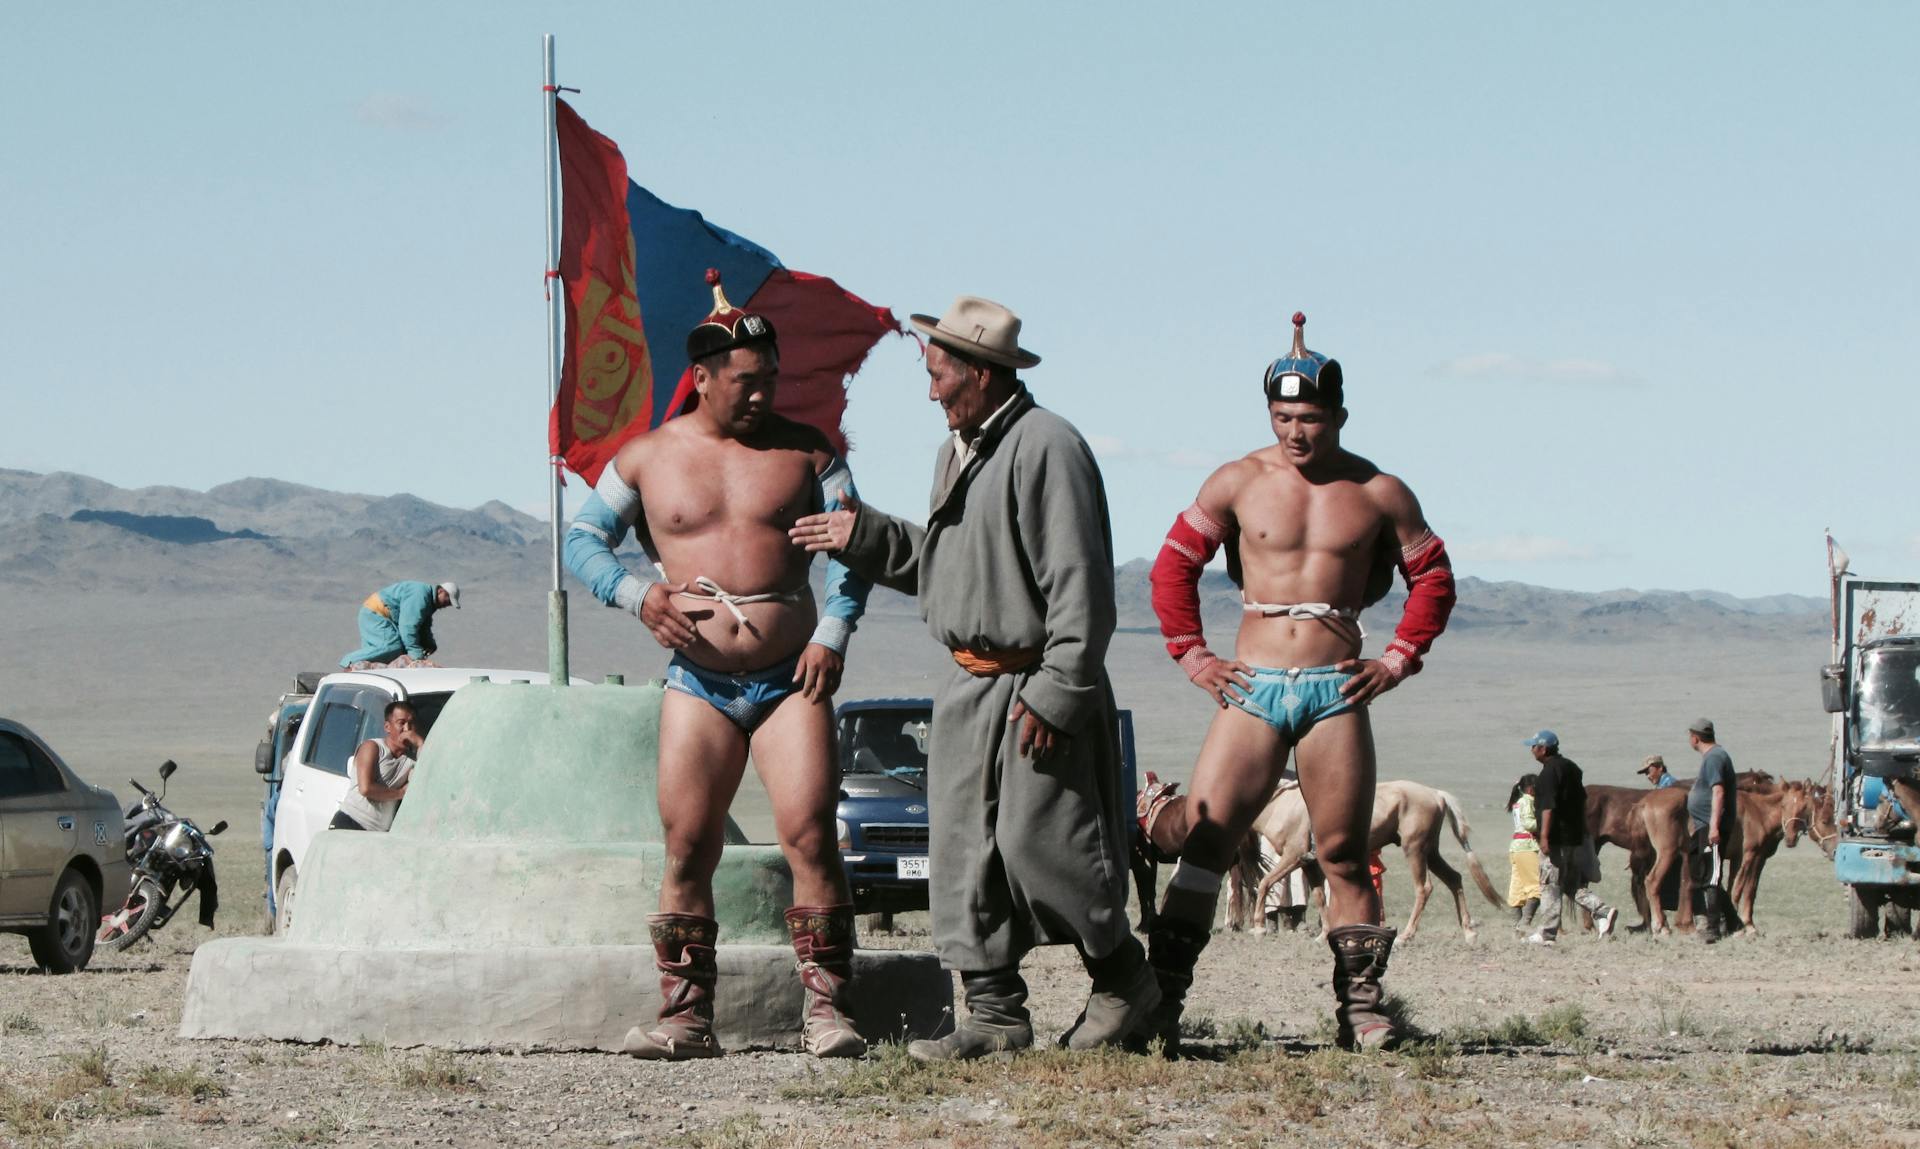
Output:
(340, 581), (459, 669)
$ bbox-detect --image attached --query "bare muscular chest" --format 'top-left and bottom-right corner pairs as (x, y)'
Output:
(1233, 477), (1383, 562)
(639, 441), (814, 539)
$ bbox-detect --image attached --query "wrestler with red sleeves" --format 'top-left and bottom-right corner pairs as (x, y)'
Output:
(1135, 313), (1455, 1053)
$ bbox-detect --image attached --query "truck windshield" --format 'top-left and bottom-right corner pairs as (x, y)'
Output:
(843, 710), (932, 778)
(408, 692), (454, 740)
(1857, 646), (1920, 750)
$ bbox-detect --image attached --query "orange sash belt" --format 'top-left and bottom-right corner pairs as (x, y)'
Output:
(951, 646), (1042, 677)
(363, 593), (392, 618)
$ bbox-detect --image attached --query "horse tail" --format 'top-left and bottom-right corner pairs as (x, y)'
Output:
(1440, 788), (1507, 908)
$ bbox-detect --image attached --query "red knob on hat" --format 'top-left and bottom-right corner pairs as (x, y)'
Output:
(705, 268), (736, 315)
(1292, 311), (1306, 327)
(1290, 312), (1308, 358)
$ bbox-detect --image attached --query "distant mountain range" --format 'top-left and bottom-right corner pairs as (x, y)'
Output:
(0, 468), (1827, 640)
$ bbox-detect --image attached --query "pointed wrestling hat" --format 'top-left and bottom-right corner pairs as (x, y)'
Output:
(910, 296), (1041, 369)
(1263, 312), (1343, 407)
(686, 269), (778, 362)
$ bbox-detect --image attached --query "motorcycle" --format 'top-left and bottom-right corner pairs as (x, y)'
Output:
(96, 760), (227, 951)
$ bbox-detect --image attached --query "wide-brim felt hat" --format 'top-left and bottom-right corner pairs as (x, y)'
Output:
(910, 295), (1041, 369)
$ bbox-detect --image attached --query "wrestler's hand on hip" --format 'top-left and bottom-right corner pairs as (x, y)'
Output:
(1334, 658), (1397, 705)
(1009, 700), (1067, 761)
(793, 643), (844, 702)
(1191, 657), (1255, 709)
(640, 581), (698, 650)
(788, 496), (859, 554)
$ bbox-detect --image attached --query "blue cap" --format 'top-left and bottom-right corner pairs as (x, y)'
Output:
(1523, 729), (1559, 750)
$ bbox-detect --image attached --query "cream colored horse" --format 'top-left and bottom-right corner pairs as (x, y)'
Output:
(1240, 779), (1505, 942)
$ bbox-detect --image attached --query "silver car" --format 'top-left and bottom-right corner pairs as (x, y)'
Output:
(0, 719), (129, 972)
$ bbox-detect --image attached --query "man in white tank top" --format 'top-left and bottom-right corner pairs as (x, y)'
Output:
(332, 700), (419, 832)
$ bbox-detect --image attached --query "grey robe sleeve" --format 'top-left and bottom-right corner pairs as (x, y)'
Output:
(1012, 431), (1115, 734)
(841, 505), (926, 596)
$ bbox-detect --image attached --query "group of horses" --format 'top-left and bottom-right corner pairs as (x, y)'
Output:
(1131, 769), (1836, 942)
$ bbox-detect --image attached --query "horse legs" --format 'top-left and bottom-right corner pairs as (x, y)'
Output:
(1646, 848), (1678, 936)
(1627, 853), (1653, 931)
(1735, 852), (1765, 937)
(1252, 853), (1306, 937)
(1425, 849), (1476, 942)
(1400, 844), (1434, 943)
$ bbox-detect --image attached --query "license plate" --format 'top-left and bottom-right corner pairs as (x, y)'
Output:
(896, 855), (930, 880)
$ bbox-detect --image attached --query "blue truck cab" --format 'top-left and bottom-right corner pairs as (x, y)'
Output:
(834, 697), (1139, 917)
(1823, 576), (1920, 936)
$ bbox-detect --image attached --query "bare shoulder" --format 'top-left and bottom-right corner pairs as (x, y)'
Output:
(1192, 453), (1264, 518)
(608, 427), (659, 484)
(748, 414), (838, 471)
(1354, 461), (1429, 531)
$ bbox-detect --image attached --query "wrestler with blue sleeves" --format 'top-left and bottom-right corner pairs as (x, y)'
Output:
(564, 451), (871, 718)
(560, 270), (874, 1064)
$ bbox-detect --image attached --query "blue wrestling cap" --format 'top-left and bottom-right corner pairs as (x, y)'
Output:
(1263, 312), (1343, 408)
(686, 268), (778, 362)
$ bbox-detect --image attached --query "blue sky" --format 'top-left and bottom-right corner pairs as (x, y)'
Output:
(3, 3), (1914, 596)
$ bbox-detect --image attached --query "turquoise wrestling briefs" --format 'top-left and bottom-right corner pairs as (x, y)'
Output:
(1225, 665), (1357, 738)
(666, 651), (802, 732)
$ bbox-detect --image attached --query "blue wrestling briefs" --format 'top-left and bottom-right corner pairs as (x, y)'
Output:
(666, 651), (802, 732)
(1226, 665), (1357, 738)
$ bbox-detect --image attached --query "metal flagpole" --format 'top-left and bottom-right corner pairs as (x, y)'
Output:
(542, 33), (570, 686)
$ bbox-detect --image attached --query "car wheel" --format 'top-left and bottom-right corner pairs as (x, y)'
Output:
(275, 864), (298, 936)
(97, 876), (166, 953)
(1848, 884), (1882, 939)
(28, 868), (99, 974)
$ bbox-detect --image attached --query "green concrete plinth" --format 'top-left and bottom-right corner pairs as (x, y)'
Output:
(180, 682), (951, 1051)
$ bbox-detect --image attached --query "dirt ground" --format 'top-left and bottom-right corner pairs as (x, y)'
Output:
(6, 849), (1920, 1149)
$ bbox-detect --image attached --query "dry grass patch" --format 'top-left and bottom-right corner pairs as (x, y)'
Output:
(134, 1064), (228, 1101)
(0, 1045), (166, 1145)
(344, 1043), (486, 1092)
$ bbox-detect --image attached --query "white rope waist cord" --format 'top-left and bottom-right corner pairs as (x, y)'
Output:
(673, 576), (804, 625)
(1241, 600), (1367, 640)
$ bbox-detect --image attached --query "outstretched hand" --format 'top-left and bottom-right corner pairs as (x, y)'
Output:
(792, 643), (844, 702)
(1191, 656), (1255, 709)
(1009, 700), (1067, 761)
(789, 494), (860, 554)
(1334, 658), (1398, 705)
(640, 581), (699, 650)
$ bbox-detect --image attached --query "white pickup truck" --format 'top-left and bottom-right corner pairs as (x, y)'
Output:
(268, 666), (569, 933)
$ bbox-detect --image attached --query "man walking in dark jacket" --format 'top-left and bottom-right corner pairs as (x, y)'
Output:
(1523, 730), (1618, 945)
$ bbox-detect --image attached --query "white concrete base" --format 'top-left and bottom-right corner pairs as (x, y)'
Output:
(179, 939), (952, 1052)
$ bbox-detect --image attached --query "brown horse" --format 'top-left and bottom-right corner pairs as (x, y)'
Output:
(1721, 779), (1805, 934)
(1588, 774), (1807, 936)
(1246, 780), (1505, 942)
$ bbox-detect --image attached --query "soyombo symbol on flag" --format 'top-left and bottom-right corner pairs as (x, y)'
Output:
(549, 99), (900, 486)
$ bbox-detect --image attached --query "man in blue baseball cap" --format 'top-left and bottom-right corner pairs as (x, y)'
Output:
(1523, 730), (1618, 945)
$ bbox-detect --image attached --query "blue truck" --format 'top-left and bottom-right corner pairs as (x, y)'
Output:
(1821, 572), (1920, 937)
(834, 697), (1139, 922)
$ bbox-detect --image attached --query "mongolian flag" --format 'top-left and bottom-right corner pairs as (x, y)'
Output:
(550, 99), (900, 486)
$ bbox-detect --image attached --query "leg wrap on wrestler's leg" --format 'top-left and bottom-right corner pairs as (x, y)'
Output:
(786, 904), (866, 1058)
(625, 913), (722, 1060)
(1326, 923), (1398, 1051)
(908, 968), (1034, 1062)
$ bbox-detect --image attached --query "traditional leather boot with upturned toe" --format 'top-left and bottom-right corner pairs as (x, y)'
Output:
(624, 912), (723, 1060)
(785, 904), (866, 1058)
(1326, 923), (1398, 1051)
(1138, 913), (1211, 1056)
